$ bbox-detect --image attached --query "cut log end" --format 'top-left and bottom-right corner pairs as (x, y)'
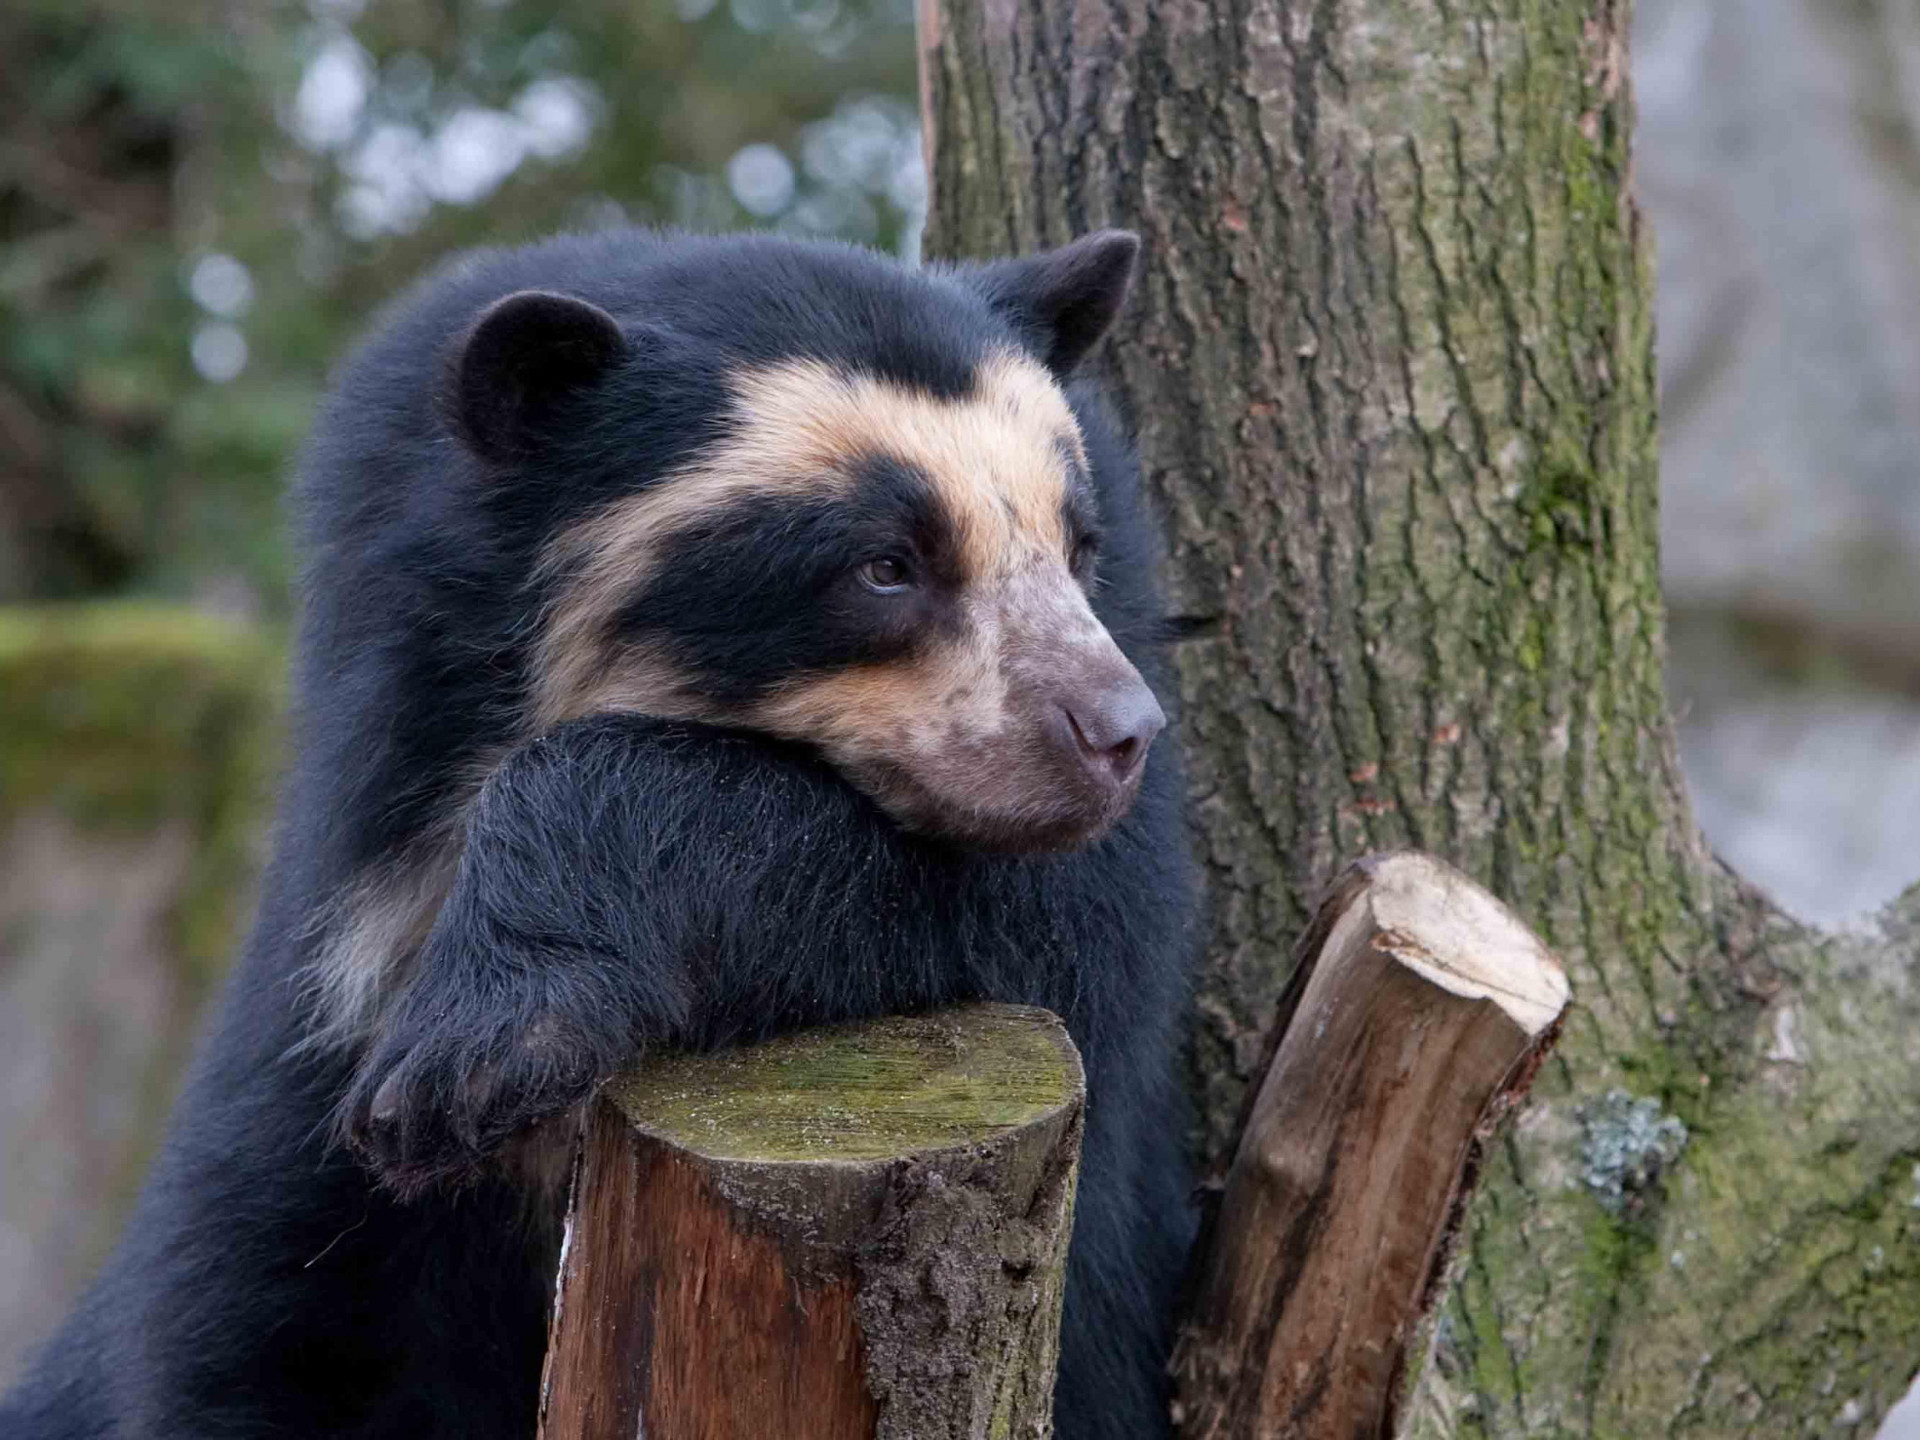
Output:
(538, 1003), (1085, 1440)
(1172, 851), (1570, 1440)
(602, 1002), (1083, 1163)
(1351, 850), (1570, 1037)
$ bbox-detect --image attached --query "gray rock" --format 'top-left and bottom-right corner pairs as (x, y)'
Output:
(0, 814), (200, 1382)
(0, 607), (275, 1389)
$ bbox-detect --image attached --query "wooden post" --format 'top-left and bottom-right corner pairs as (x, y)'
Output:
(536, 1002), (1084, 1440)
(1170, 852), (1570, 1438)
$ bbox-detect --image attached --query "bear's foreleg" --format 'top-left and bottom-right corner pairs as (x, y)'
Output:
(341, 714), (961, 1192)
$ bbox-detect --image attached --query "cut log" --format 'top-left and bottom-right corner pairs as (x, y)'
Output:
(1170, 852), (1570, 1439)
(536, 1002), (1085, 1440)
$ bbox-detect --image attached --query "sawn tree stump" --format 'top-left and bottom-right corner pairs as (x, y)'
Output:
(537, 1002), (1085, 1440)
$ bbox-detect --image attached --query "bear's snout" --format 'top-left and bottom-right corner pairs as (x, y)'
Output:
(1055, 675), (1165, 790)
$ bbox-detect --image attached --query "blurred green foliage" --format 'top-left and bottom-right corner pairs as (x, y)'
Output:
(0, 0), (921, 612)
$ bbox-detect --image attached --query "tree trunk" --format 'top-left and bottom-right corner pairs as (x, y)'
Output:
(919, 1), (1920, 1432)
(537, 1004), (1083, 1440)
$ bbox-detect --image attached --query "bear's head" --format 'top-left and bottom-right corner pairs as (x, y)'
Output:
(446, 232), (1165, 852)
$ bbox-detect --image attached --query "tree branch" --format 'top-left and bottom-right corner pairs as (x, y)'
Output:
(1172, 853), (1567, 1438)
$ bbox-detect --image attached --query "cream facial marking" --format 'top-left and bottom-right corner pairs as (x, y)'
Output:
(531, 348), (1088, 728)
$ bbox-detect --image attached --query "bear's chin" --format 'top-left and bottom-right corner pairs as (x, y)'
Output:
(849, 761), (1141, 855)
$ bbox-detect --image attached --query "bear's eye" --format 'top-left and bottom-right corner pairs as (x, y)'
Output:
(859, 556), (914, 593)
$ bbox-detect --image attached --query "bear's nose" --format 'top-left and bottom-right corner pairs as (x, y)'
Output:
(1064, 681), (1166, 787)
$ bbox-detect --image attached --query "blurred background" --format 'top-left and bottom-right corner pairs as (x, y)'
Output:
(1, 0), (1917, 1423)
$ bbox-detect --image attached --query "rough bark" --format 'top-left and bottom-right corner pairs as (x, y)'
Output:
(920, 2), (1920, 1433)
(1171, 852), (1568, 1438)
(537, 1004), (1083, 1440)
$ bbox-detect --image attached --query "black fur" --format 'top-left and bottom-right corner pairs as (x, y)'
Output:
(1, 229), (1199, 1440)
(450, 289), (627, 460)
(611, 466), (953, 705)
(967, 230), (1142, 376)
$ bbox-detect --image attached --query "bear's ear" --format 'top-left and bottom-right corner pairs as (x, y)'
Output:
(962, 230), (1140, 377)
(448, 290), (627, 461)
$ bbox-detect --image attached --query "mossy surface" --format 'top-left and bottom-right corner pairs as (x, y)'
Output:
(0, 601), (283, 991)
(607, 1004), (1085, 1163)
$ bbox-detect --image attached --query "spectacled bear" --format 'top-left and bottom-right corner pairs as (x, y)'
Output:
(1, 227), (1200, 1440)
